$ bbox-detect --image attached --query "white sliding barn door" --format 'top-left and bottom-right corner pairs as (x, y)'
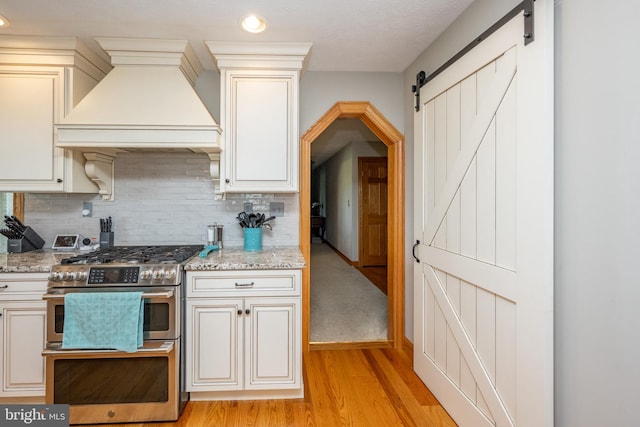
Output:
(413, 2), (553, 427)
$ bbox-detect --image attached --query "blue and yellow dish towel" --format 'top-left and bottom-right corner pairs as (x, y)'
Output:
(62, 292), (144, 353)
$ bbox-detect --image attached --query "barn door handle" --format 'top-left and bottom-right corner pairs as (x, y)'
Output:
(412, 240), (420, 263)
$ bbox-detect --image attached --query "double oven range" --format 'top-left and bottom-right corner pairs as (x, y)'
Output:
(43, 245), (202, 425)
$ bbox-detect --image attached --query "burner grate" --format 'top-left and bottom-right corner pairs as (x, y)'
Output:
(61, 245), (202, 265)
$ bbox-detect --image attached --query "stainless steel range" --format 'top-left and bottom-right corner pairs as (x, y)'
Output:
(43, 245), (202, 425)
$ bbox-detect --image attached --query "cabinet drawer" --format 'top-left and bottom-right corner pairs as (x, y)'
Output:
(187, 270), (301, 298)
(0, 274), (48, 300)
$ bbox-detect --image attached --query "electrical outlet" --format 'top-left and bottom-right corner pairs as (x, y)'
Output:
(243, 202), (253, 213)
(82, 201), (93, 217)
(270, 202), (285, 217)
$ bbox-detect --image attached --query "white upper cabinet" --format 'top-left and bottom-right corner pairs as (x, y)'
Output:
(0, 36), (110, 193)
(207, 42), (311, 193)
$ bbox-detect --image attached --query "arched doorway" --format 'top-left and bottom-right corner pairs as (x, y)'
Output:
(300, 101), (405, 351)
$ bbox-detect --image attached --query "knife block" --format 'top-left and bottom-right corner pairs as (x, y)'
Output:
(99, 232), (114, 249)
(6, 227), (45, 253)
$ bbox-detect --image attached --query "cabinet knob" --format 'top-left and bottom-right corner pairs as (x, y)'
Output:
(56, 178), (63, 183)
(225, 179), (230, 183)
(237, 309), (243, 316)
(245, 309), (250, 315)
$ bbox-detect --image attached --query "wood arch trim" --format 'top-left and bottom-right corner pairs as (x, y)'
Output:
(300, 101), (405, 352)
(12, 193), (24, 221)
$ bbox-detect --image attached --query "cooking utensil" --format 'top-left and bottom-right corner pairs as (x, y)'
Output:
(248, 213), (257, 228)
(262, 215), (276, 224)
(236, 212), (250, 228)
(236, 211), (276, 228)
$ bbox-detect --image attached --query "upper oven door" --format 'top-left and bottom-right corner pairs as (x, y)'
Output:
(43, 286), (179, 342)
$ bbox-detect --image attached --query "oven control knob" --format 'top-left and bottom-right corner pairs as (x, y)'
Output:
(152, 269), (165, 280)
(70, 271), (87, 282)
(61, 272), (74, 281)
(140, 270), (152, 281)
(164, 269), (176, 280)
(48, 272), (61, 281)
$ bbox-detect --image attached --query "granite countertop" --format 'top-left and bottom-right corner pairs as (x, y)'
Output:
(0, 249), (81, 273)
(185, 246), (306, 271)
(0, 246), (305, 273)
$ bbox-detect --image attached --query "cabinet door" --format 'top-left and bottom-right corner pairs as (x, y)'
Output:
(186, 299), (243, 391)
(223, 71), (299, 192)
(0, 67), (66, 192)
(245, 298), (301, 389)
(0, 301), (46, 396)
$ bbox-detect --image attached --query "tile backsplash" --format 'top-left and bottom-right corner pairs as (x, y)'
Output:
(24, 152), (300, 249)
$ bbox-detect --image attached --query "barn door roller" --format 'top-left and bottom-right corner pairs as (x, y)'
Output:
(412, 0), (535, 111)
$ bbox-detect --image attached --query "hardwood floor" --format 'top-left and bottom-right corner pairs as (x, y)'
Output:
(356, 265), (388, 295)
(96, 347), (456, 427)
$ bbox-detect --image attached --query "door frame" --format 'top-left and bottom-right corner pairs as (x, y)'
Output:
(13, 193), (24, 220)
(300, 101), (404, 351)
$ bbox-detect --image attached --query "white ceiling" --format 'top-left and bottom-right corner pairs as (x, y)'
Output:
(311, 119), (380, 168)
(0, 0), (473, 72)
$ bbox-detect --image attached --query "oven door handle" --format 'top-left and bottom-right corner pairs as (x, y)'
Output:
(43, 341), (175, 356)
(140, 290), (175, 299)
(42, 289), (175, 300)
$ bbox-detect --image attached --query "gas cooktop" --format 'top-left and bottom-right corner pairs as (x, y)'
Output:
(60, 245), (203, 265)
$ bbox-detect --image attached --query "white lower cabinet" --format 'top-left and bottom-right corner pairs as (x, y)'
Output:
(0, 301), (46, 397)
(0, 274), (48, 399)
(186, 270), (302, 400)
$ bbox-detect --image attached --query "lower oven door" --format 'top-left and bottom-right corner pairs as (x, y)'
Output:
(43, 340), (181, 425)
(44, 286), (179, 343)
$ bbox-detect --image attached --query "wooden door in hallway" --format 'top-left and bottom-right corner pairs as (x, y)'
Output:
(359, 157), (388, 267)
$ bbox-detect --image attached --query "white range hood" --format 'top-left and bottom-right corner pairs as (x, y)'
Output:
(56, 37), (220, 150)
(55, 38), (222, 200)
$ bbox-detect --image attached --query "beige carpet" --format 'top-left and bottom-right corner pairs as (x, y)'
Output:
(310, 242), (388, 342)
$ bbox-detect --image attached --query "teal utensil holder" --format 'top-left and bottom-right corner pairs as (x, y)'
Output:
(244, 228), (262, 251)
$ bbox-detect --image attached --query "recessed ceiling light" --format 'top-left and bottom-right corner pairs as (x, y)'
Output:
(241, 14), (268, 34)
(0, 14), (10, 28)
